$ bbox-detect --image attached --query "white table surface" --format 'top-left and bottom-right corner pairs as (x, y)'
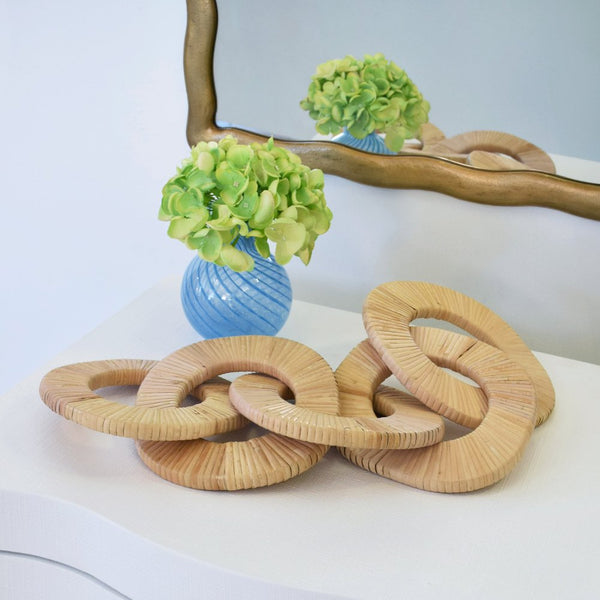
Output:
(2, 277), (600, 599)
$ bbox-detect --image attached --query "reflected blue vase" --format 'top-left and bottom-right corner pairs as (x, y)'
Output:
(332, 128), (396, 155)
(181, 236), (292, 339)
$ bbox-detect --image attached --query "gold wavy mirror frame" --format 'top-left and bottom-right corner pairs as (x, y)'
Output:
(184, 0), (600, 221)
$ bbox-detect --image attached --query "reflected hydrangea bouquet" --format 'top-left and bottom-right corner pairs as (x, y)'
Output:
(159, 136), (332, 272)
(300, 53), (430, 152)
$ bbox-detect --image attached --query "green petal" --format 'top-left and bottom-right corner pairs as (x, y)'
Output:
(384, 127), (406, 152)
(248, 190), (275, 229)
(308, 169), (324, 189)
(168, 217), (196, 240)
(194, 151), (215, 173)
(158, 205), (170, 221)
(187, 168), (217, 192)
(230, 190), (258, 219)
(292, 187), (316, 207)
(310, 206), (333, 234)
(279, 206), (298, 220)
(197, 229), (222, 262)
(257, 151), (279, 179)
(215, 162), (249, 198)
(171, 189), (204, 214)
(269, 178), (289, 199)
(254, 236), (271, 258)
(227, 145), (253, 170)
(287, 172), (301, 191)
(220, 244), (254, 272)
(232, 218), (249, 236)
(265, 220), (307, 265)
(296, 246), (312, 265)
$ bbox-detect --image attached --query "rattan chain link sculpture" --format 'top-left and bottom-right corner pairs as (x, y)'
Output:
(40, 282), (554, 493)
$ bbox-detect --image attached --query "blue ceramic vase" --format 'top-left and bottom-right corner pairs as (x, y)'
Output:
(180, 236), (292, 339)
(332, 128), (396, 155)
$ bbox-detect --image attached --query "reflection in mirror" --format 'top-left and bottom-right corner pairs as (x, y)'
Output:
(185, 0), (600, 220)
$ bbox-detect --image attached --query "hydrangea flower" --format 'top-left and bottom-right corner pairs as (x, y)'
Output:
(300, 53), (430, 152)
(159, 136), (332, 272)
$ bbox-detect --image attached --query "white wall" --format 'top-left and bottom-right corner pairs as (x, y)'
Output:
(1, 1), (598, 394)
(286, 173), (600, 365)
(1, 1), (191, 393)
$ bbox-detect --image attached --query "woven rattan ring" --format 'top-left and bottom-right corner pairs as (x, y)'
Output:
(340, 327), (537, 493)
(229, 336), (445, 449)
(423, 130), (556, 173)
(137, 374), (329, 491)
(39, 359), (247, 440)
(134, 335), (339, 490)
(363, 281), (554, 428)
(334, 337), (444, 448)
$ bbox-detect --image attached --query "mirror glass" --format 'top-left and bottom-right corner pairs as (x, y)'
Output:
(212, 0), (600, 183)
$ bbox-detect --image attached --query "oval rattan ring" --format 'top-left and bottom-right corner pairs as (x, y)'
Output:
(363, 281), (554, 427)
(39, 359), (247, 440)
(423, 130), (556, 173)
(135, 335), (340, 417)
(228, 336), (444, 449)
(134, 335), (339, 490)
(137, 375), (329, 491)
(334, 338), (445, 448)
(340, 327), (537, 493)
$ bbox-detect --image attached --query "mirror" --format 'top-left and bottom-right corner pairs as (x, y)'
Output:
(184, 0), (600, 221)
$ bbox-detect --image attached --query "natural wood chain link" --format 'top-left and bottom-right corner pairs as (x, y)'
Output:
(39, 282), (553, 492)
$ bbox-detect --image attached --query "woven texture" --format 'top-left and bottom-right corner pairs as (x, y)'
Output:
(39, 359), (246, 440)
(363, 281), (554, 427)
(423, 130), (556, 173)
(340, 326), (537, 492)
(39, 280), (555, 493)
(137, 375), (328, 491)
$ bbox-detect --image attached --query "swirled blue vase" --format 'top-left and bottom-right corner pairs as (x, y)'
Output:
(180, 236), (292, 339)
(332, 128), (396, 155)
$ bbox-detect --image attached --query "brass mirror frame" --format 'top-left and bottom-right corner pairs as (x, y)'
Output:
(184, 0), (600, 221)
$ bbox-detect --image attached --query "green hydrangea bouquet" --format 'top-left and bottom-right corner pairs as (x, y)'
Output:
(159, 136), (333, 272)
(300, 53), (430, 152)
